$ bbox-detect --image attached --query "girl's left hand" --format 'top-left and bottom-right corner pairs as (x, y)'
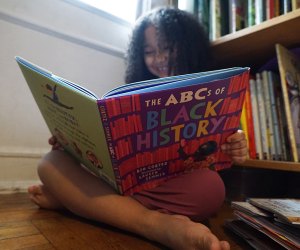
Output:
(221, 130), (248, 164)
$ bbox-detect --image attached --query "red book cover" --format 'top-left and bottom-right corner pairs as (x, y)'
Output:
(99, 69), (250, 194)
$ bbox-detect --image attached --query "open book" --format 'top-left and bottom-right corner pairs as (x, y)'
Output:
(16, 56), (249, 195)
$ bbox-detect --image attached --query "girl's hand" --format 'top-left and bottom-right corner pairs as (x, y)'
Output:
(221, 130), (248, 164)
(48, 136), (63, 151)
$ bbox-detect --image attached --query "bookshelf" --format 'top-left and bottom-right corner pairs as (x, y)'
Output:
(212, 8), (300, 71)
(211, 9), (300, 172)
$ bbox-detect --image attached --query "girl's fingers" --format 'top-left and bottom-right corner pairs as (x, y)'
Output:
(226, 130), (245, 143)
(48, 136), (57, 145)
(222, 139), (247, 151)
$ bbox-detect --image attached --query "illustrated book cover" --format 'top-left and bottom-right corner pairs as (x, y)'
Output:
(16, 56), (249, 195)
(276, 43), (300, 162)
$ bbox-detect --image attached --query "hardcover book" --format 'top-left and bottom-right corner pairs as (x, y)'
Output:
(16, 56), (249, 195)
(276, 43), (300, 162)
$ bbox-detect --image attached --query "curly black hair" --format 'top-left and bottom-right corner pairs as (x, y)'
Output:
(125, 7), (213, 83)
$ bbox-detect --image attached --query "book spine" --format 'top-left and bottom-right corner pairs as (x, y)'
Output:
(210, 0), (221, 40)
(196, 0), (210, 35)
(249, 78), (263, 159)
(292, 0), (300, 10)
(255, 0), (264, 24)
(229, 0), (246, 33)
(98, 99), (123, 193)
(262, 71), (276, 160)
(256, 73), (270, 160)
(247, 0), (256, 27)
(275, 88), (289, 161)
(240, 103), (250, 158)
(244, 79), (257, 159)
(268, 71), (283, 160)
(266, 0), (275, 19)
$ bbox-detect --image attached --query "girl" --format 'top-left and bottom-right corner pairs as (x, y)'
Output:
(28, 7), (247, 250)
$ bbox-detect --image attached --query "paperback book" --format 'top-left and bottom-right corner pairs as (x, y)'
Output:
(16, 56), (249, 195)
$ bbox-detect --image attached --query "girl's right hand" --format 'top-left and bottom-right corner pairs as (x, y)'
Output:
(48, 136), (63, 150)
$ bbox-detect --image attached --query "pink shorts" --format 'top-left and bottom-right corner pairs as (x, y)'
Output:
(132, 168), (225, 221)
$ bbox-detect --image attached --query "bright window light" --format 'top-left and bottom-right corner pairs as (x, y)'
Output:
(79, 0), (138, 23)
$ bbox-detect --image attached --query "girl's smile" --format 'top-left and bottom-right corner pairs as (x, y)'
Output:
(144, 25), (171, 78)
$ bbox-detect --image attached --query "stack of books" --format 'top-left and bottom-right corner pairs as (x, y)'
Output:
(227, 198), (300, 249)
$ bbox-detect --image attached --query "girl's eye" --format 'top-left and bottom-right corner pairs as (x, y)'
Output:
(144, 50), (155, 56)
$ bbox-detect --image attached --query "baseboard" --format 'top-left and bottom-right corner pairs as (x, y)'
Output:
(0, 154), (41, 193)
(0, 180), (41, 194)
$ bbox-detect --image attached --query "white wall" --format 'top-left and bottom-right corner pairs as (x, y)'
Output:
(0, 0), (133, 191)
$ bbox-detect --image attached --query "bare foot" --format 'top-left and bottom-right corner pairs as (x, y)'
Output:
(28, 184), (63, 209)
(146, 212), (230, 250)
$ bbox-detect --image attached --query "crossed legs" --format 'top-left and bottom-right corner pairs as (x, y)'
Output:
(28, 150), (229, 249)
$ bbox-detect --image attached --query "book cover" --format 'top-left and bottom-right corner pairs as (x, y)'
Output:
(16, 56), (249, 195)
(276, 43), (300, 162)
(248, 198), (300, 225)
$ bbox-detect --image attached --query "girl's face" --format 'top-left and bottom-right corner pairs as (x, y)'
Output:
(143, 25), (171, 78)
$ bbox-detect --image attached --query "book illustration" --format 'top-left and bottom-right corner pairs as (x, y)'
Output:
(16, 56), (249, 195)
(44, 84), (74, 110)
(177, 139), (217, 171)
(276, 44), (300, 162)
(86, 150), (103, 169)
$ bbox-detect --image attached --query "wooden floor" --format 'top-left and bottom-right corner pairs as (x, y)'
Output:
(0, 192), (250, 250)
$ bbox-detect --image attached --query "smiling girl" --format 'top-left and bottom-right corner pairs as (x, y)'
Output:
(28, 7), (247, 250)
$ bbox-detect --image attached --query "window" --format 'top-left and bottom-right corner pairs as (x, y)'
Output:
(79, 0), (138, 23)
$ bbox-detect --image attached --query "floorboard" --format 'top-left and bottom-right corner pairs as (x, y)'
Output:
(0, 192), (249, 249)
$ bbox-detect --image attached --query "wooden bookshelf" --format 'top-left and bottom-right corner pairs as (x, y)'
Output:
(212, 8), (300, 71)
(237, 159), (300, 172)
(212, 9), (300, 172)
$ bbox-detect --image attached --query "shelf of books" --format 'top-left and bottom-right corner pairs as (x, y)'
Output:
(212, 8), (300, 71)
(211, 8), (300, 172)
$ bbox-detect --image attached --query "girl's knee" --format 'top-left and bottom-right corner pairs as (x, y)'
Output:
(186, 170), (225, 220)
(37, 150), (71, 177)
